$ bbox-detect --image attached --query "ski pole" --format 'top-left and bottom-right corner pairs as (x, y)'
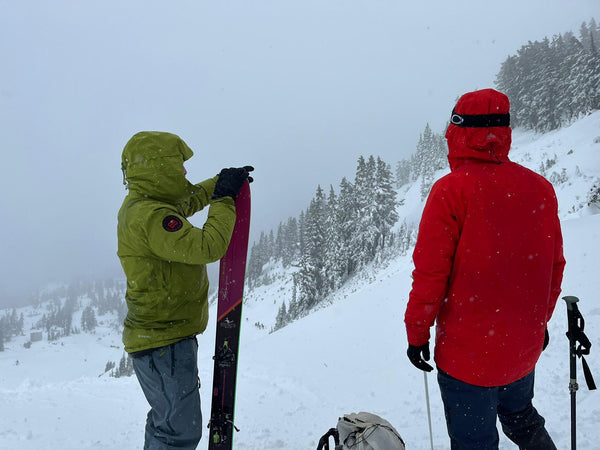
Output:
(564, 296), (579, 450)
(563, 295), (597, 450)
(423, 371), (434, 450)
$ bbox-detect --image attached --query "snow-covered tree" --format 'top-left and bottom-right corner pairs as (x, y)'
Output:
(323, 185), (341, 292)
(587, 180), (600, 211)
(81, 305), (98, 332)
(282, 217), (299, 267)
(335, 177), (358, 278)
(496, 20), (600, 131)
(374, 157), (399, 252)
(353, 156), (378, 264)
(395, 159), (411, 187)
(296, 186), (327, 312)
(273, 301), (288, 331)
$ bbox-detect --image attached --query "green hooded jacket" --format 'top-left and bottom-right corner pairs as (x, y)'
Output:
(117, 131), (236, 353)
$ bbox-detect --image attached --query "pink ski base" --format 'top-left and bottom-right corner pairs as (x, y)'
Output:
(217, 181), (251, 321)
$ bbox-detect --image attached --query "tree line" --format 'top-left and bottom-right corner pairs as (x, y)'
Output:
(248, 123), (447, 295)
(496, 18), (600, 132)
(0, 279), (127, 348)
(0, 309), (25, 351)
(246, 155), (424, 331)
(103, 352), (134, 378)
(247, 122), (448, 332)
(32, 279), (126, 341)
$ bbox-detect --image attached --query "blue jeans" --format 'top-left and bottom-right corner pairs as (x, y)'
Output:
(437, 369), (556, 450)
(132, 337), (202, 450)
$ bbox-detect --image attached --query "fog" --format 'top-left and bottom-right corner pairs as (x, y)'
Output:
(0, 0), (597, 307)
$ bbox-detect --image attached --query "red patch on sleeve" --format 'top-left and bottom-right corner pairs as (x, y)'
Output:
(162, 215), (183, 232)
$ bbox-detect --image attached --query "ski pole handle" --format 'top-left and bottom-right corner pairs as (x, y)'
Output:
(563, 295), (579, 309)
(564, 296), (581, 336)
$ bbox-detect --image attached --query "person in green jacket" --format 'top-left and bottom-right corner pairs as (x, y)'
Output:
(117, 131), (253, 450)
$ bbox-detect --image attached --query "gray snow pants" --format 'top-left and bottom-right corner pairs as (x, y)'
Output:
(132, 337), (202, 450)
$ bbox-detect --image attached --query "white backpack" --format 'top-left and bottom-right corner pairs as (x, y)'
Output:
(317, 412), (406, 450)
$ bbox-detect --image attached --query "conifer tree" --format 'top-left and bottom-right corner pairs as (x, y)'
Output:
(282, 217), (299, 267)
(298, 211), (306, 259)
(418, 124), (436, 198)
(247, 231), (273, 285)
(274, 222), (285, 261)
(374, 157), (399, 252)
(296, 186), (327, 311)
(274, 301), (288, 331)
(336, 177), (358, 278)
(81, 305), (98, 332)
(410, 145), (423, 181)
(353, 156), (378, 264)
(323, 185), (341, 291)
(287, 276), (300, 321)
(267, 230), (275, 259)
(247, 242), (263, 285)
(395, 159), (411, 187)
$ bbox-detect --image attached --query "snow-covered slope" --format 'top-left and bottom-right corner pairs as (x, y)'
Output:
(1, 112), (599, 449)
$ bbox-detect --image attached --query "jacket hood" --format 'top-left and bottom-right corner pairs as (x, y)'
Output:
(445, 88), (512, 171)
(121, 131), (197, 203)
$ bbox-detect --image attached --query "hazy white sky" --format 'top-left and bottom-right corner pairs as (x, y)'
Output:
(0, 0), (597, 306)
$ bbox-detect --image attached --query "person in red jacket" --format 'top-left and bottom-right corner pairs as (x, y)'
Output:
(404, 89), (565, 449)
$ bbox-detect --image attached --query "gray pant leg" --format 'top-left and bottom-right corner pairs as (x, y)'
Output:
(133, 338), (202, 450)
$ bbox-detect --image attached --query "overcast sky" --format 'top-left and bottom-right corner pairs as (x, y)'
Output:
(0, 1), (597, 307)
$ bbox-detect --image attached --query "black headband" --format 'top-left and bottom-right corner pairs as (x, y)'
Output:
(450, 109), (510, 128)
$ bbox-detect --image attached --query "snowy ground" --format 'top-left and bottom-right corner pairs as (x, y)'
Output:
(1, 112), (599, 449)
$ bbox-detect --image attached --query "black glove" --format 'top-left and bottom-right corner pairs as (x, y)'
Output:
(543, 328), (549, 351)
(212, 166), (254, 201)
(407, 343), (434, 372)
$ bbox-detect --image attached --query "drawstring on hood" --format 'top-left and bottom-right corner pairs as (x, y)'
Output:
(445, 89), (512, 171)
(489, 144), (502, 165)
(121, 161), (129, 188)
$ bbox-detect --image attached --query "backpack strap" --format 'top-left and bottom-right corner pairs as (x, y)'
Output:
(566, 303), (597, 390)
(316, 428), (340, 450)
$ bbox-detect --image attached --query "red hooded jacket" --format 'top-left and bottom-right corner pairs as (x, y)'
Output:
(404, 89), (566, 386)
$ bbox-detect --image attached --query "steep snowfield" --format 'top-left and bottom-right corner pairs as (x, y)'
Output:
(1, 112), (599, 449)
